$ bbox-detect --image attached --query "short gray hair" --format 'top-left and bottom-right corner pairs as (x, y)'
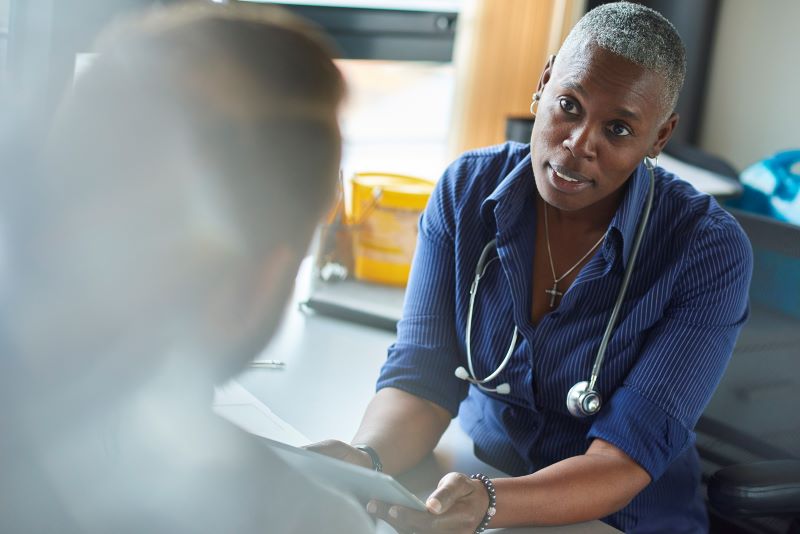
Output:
(558, 1), (686, 119)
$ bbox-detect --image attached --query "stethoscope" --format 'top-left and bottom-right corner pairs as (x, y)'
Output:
(455, 158), (656, 418)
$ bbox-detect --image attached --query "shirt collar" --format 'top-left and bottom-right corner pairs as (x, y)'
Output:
(479, 156), (652, 268)
(609, 160), (651, 268)
(479, 156), (534, 234)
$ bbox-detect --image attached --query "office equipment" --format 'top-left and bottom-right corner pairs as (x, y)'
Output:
(253, 2), (458, 62)
(697, 207), (800, 533)
(261, 437), (427, 512)
(658, 151), (742, 198)
(734, 208), (800, 320)
(301, 277), (403, 332)
(660, 140), (739, 180)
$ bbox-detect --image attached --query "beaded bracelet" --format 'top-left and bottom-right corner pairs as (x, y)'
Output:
(470, 473), (497, 533)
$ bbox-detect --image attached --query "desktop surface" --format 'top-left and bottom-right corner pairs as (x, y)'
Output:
(235, 265), (620, 533)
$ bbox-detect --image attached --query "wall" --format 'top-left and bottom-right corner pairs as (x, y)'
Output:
(449, 0), (584, 155)
(700, 0), (800, 170)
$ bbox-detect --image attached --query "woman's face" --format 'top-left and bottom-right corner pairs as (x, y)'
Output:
(530, 44), (677, 214)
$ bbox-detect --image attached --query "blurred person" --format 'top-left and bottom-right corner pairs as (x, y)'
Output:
(0, 4), (374, 533)
(310, 3), (753, 533)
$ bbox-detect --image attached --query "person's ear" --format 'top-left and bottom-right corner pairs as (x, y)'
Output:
(536, 54), (557, 94)
(240, 244), (301, 330)
(202, 242), (302, 348)
(648, 112), (679, 158)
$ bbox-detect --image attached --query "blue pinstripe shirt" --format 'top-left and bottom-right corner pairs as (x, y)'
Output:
(377, 142), (753, 532)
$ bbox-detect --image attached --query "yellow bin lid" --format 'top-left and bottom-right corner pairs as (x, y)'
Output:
(351, 172), (435, 214)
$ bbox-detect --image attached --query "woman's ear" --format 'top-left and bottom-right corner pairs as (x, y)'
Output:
(536, 54), (557, 94)
(649, 112), (679, 158)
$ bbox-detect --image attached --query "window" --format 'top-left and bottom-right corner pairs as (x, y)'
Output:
(244, 1), (462, 180)
(337, 59), (455, 180)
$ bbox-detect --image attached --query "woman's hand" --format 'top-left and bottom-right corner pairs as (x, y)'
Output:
(367, 472), (489, 534)
(304, 439), (373, 470)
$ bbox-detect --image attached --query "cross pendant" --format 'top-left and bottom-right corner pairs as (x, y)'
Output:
(545, 283), (563, 308)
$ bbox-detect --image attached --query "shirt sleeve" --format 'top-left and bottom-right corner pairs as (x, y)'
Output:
(587, 217), (753, 481)
(375, 163), (469, 417)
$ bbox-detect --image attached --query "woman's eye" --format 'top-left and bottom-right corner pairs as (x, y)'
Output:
(609, 123), (632, 137)
(558, 98), (578, 115)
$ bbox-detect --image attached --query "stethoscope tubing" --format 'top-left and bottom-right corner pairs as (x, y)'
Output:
(586, 159), (656, 392)
(465, 248), (518, 388)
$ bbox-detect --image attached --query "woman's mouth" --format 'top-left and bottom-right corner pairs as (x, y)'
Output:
(547, 163), (593, 193)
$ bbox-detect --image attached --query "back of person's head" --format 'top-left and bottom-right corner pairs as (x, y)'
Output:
(3, 3), (345, 417)
(558, 1), (686, 119)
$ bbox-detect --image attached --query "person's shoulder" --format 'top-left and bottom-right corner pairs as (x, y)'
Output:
(457, 140), (530, 161)
(437, 141), (529, 206)
(449, 141), (529, 175)
(655, 167), (745, 236)
(654, 168), (751, 266)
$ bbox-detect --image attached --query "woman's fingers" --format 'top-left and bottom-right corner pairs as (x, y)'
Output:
(364, 473), (488, 533)
(387, 501), (485, 533)
(366, 500), (434, 533)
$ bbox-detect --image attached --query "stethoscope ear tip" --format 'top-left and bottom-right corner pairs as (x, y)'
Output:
(456, 366), (512, 394)
(454, 366), (470, 380)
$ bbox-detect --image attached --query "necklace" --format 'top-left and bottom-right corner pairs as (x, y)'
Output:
(543, 203), (607, 308)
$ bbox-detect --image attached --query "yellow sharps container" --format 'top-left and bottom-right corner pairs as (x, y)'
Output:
(350, 172), (435, 286)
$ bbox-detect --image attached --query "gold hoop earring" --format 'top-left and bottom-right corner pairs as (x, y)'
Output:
(530, 92), (541, 117)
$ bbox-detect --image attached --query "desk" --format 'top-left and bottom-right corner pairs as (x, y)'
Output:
(658, 152), (742, 198)
(233, 267), (620, 533)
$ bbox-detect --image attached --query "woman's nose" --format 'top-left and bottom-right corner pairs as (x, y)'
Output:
(562, 124), (597, 160)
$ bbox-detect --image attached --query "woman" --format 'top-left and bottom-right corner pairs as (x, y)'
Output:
(313, 2), (751, 533)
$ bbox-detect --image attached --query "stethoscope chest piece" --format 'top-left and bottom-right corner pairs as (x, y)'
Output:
(566, 381), (602, 418)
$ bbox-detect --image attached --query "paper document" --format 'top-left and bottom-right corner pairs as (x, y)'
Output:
(213, 380), (310, 447)
(659, 152), (741, 197)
